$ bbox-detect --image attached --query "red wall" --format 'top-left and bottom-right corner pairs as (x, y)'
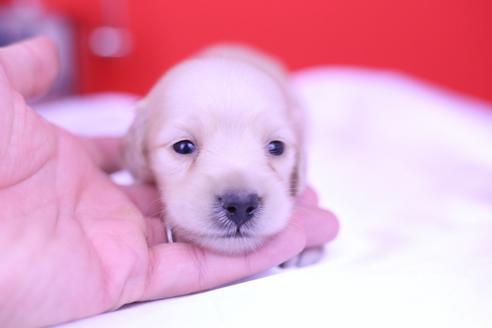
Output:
(45, 0), (492, 102)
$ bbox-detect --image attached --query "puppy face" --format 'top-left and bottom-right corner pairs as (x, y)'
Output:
(125, 56), (304, 254)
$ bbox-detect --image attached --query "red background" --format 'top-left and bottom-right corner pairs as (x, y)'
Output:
(37, 0), (492, 102)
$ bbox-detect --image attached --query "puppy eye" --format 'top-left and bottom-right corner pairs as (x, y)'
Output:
(173, 140), (196, 155)
(267, 140), (285, 156)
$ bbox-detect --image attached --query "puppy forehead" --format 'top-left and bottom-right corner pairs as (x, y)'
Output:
(153, 57), (288, 119)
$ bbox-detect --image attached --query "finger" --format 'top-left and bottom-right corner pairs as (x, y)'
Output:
(81, 136), (123, 173)
(118, 183), (166, 245)
(140, 217), (307, 301)
(0, 37), (59, 99)
(118, 183), (162, 218)
(145, 216), (167, 246)
(118, 183), (166, 246)
(297, 186), (319, 206)
(293, 204), (339, 247)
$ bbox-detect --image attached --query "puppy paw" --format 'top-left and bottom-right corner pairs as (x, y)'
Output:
(280, 246), (324, 268)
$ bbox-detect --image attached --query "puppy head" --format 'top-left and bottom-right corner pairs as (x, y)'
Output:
(124, 57), (305, 254)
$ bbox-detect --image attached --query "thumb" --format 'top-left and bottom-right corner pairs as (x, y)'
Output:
(0, 38), (59, 188)
(0, 37), (59, 99)
(0, 88), (57, 188)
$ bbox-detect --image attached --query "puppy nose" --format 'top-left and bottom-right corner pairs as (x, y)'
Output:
(219, 193), (261, 227)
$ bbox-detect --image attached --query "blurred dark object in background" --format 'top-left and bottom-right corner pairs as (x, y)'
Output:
(0, 0), (75, 99)
(1, 0), (491, 103)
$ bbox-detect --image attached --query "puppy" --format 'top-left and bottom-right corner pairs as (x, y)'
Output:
(123, 44), (312, 259)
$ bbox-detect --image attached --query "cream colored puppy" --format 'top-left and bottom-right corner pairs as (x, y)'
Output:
(123, 45), (309, 256)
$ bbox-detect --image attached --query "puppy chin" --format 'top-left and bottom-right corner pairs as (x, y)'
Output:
(172, 228), (269, 255)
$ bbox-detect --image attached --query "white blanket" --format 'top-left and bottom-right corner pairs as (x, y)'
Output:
(38, 68), (492, 328)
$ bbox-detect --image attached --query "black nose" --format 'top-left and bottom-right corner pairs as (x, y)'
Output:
(219, 193), (261, 227)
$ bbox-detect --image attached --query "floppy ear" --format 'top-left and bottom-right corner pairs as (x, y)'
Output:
(122, 100), (154, 182)
(292, 141), (308, 197)
(289, 97), (308, 197)
(290, 138), (308, 197)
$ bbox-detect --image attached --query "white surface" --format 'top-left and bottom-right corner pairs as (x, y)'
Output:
(37, 68), (492, 328)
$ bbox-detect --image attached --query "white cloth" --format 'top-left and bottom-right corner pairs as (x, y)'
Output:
(38, 68), (492, 328)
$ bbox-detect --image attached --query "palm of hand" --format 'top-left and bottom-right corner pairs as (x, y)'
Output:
(0, 90), (152, 325)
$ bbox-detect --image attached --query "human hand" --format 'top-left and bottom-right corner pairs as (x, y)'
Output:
(0, 37), (339, 327)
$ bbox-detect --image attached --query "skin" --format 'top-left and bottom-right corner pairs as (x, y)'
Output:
(0, 37), (339, 327)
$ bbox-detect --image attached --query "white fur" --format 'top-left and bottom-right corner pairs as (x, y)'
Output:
(123, 45), (306, 254)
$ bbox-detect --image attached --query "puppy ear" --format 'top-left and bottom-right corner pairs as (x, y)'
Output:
(289, 98), (308, 197)
(122, 100), (154, 182)
(291, 145), (307, 197)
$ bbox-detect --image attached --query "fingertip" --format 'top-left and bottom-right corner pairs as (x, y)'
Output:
(294, 205), (340, 247)
(256, 216), (308, 267)
(297, 186), (319, 205)
(321, 208), (340, 243)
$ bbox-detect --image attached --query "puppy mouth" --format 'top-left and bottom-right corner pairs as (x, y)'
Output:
(216, 228), (252, 239)
(174, 224), (255, 240)
(212, 213), (260, 240)
(170, 212), (269, 254)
